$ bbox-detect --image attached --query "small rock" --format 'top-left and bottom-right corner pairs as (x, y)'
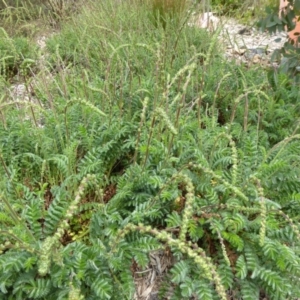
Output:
(191, 12), (220, 30)
(233, 45), (247, 55)
(189, 12), (289, 68)
(238, 27), (251, 35)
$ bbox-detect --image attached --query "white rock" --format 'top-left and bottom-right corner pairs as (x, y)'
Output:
(192, 12), (220, 30)
(189, 11), (289, 67)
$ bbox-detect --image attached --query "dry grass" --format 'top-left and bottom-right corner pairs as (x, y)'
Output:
(149, 0), (188, 28)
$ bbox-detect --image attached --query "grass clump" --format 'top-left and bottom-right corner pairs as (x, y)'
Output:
(0, 0), (82, 37)
(0, 0), (300, 299)
(0, 28), (37, 80)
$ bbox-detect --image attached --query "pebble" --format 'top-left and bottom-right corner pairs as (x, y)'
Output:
(189, 12), (290, 68)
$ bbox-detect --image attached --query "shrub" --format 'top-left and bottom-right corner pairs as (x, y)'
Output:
(210, 0), (274, 22)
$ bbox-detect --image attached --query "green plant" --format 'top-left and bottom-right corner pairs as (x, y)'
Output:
(1, 0), (300, 299)
(209, 0), (273, 22)
(0, 0), (79, 37)
(0, 28), (37, 80)
(258, 0), (300, 80)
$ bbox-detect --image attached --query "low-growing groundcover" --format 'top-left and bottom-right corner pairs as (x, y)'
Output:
(0, 0), (300, 299)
